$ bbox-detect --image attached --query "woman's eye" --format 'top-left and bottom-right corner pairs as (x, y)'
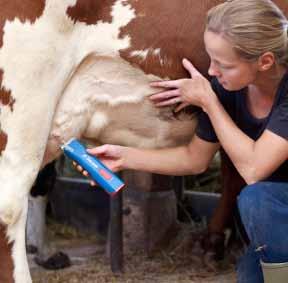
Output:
(220, 64), (234, 69)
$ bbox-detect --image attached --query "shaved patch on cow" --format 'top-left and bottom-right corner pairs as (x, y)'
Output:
(119, 0), (225, 79)
(0, 1), (45, 48)
(67, 0), (115, 24)
(0, 70), (15, 111)
(0, 130), (8, 156)
(0, 225), (14, 283)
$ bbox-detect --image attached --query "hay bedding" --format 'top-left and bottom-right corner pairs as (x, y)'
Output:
(30, 221), (237, 283)
(31, 251), (236, 283)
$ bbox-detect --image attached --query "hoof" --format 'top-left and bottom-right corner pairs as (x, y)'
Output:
(201, 232), (225, 261)
(35, 251), (71, 270)
(27, 245), (38, 254)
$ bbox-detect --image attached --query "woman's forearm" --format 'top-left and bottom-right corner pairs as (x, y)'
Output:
(122, 145), (207, 176)
(205, 98), (256, 182)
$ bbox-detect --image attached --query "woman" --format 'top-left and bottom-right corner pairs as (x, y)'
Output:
(78, 0), (288, 281)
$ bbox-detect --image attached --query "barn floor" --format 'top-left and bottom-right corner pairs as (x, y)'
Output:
(29, 220), (239, 283)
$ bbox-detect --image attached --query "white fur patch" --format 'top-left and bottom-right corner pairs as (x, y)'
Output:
(129, 47), (167, 66)
(130, 49), (150, 61)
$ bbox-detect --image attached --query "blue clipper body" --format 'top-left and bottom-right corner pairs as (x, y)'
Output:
(61, 138), (125, 196)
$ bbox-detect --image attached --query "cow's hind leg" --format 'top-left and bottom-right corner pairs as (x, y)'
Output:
(204, 150), (246, 261)
(0, 198), (32, 283)
(26, 161), (56, 256)
(0, 163), (36, 282)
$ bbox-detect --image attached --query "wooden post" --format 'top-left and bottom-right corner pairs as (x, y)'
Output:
(109, 190), (123, 273)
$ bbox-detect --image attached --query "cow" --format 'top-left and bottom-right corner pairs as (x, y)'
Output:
(1, 1), (288, 282)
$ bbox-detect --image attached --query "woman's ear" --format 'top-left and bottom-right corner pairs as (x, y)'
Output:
(258, 52), (275, 71)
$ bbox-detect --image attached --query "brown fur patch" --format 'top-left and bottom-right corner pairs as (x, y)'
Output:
(0, 0), (45, 48)
(66, 0), (115, 24)
(119, 0), (225, 79)
(0, 70), (15, 112)
(66, 0), (225, 79)
(0, 225), (14, 283)
(0, 129), (8, 156)
(274, 0), (288, 14)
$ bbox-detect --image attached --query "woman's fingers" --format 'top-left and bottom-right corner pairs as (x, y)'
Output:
(149, 86), (183, 108)
(154, 96), (182, 107)
(90, 181), (97, 187)
(182, 58), (202, 78)
(72, 160), (99, 187)
(73, 162), (83, 172)
(174, 102), (190, 113)
(73, 163), (89, 177)
(150, 78), (191, 107)
(149, 59), (209, 111)
(150, 79), (182, 89)
(82, 170), (89, 177)
(87, 144), (109, 156)
(149, 89), (180, 102)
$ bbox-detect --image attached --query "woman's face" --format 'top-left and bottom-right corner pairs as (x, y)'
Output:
(204, 30), (259, 91)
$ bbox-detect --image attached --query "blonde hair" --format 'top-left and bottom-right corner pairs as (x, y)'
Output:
(206, 0), (288, 67)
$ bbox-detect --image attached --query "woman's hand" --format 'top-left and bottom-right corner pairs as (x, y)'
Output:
(73, 144), (126, 186)
(149, 58), (216, 112)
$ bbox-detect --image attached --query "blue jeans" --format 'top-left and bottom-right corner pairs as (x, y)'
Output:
(236, 182), (288, 283)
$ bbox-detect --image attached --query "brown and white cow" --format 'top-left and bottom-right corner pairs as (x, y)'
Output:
(1, 1), (288, 282)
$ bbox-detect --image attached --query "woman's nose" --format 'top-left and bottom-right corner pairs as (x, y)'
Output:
(208, 63), (221, 77)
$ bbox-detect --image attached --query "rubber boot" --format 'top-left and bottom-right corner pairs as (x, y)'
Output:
(261, 261), (288, 283)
